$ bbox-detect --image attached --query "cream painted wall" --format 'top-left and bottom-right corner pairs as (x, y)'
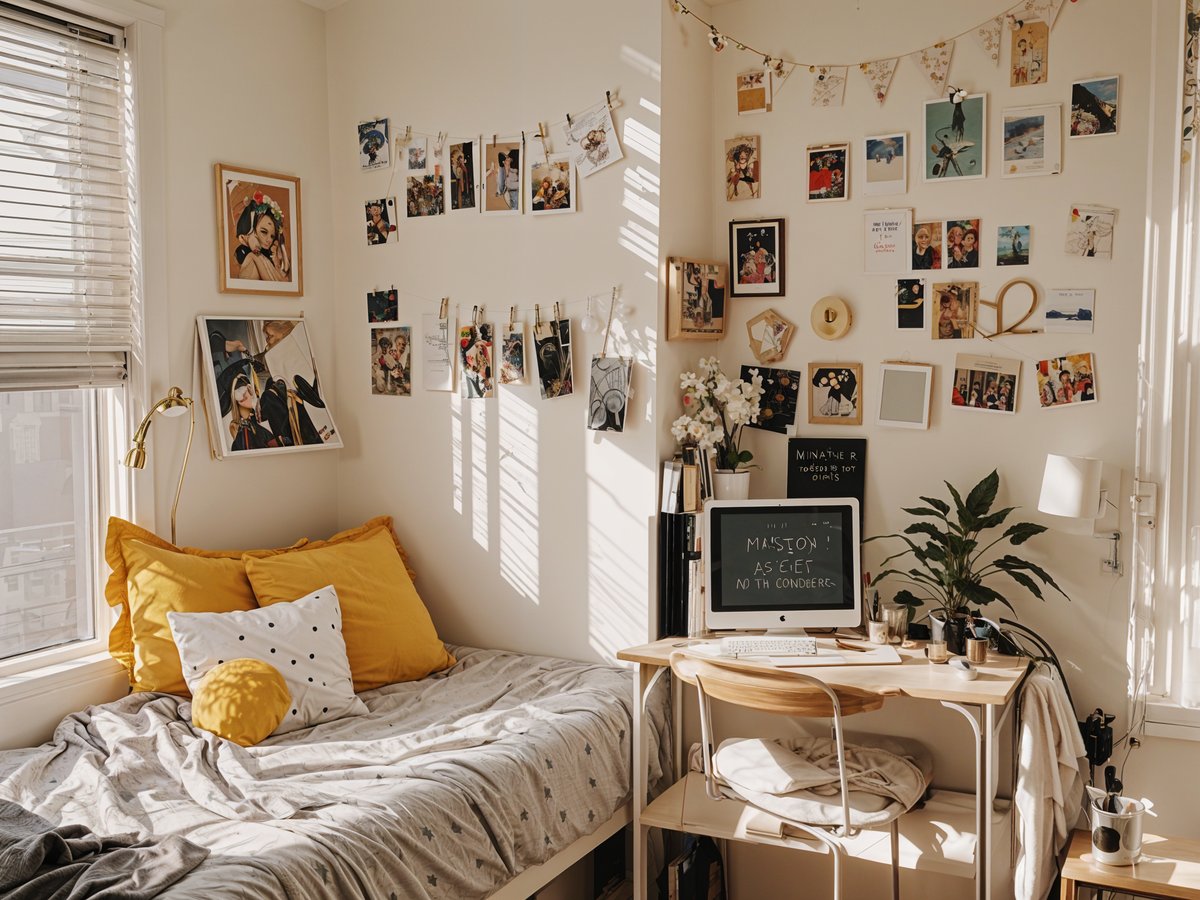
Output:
(325, 0), (665, 661)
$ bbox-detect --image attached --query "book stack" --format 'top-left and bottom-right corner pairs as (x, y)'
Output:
(660, 448), (714, 515)
(657, 450), (714, 639)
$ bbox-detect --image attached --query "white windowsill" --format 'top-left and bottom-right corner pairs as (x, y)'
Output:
(1143, 700), (1200, 742)
(0, 651), (124, 706)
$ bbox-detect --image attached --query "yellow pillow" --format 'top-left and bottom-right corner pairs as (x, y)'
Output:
(191, 658), (290, 746)
(244, 527), (454, 691)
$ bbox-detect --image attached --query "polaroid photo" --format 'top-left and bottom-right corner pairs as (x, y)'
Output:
(1065, 204), (1116, 259)
(896, 278), (926, 331)
(1011, 19), (1049, 86)
(943, 218), (981, 270)
(458, 322), (494, 399)
(912, 220), (943, 271)
(370, 327), (411, 397)
(366, 288), (398, 323)
(565, 101), (623, 177)
(406, 173), (445, 218)
(529, 154), (575, 214)
(534, 318), (573, 398)
(358, 118), (389, 171)
(482, 139), (522, 215)
(997, 225), (1030, 265)
(931, 281), (978, 340)
(1002, 104), (1062, 178)
(746, 365), (802, 433)
(407, 137), (428, 172)
(448, 139), (479, 213)
(951, 354), (1019, 414)
(1044, 289), (1096, 334)
(807, 363), (863, 426)
(736, 69), (771, 115)
(588, 356), (633, 432)
(725, 136), (761, 201)
(1036, 353), (1097, 408)
(1071, 76), (1119, 137)
(924, 94), (986, 181)
(500, 323), (526, 384)
(863, 133), (906, 197)
(807, 143), (849, 202)
(364, 197), (397, 245)
(865, 208), (911, 275)
(421, 312), (453, 392)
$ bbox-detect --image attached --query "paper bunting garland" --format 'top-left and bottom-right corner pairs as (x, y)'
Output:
(912, 42), (954, 98)
(976, 16), (1004, 65)
(811, 66), (848, 108)
(860, 58), (899, 106)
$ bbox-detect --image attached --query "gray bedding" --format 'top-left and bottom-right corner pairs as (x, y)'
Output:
(0, 647), (670, 900)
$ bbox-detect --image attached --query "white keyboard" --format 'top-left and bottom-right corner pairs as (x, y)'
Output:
(719, 636), (818, 657)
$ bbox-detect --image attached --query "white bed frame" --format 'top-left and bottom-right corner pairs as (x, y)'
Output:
(489, 804), (631, 899)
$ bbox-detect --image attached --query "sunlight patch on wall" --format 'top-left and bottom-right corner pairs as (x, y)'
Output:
(499, 391), (539, 603)
(620, 45), (661, 83)
(470, 400), (488, 550)
(623, 117), (660, 165)
(450, 392), (463, 515)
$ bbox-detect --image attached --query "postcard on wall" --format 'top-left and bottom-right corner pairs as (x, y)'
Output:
(448, 139), (478, 213)
(951, 354), (1019, 414)
(864, 208), (911, 274)
(365, 197), (398, 245)
(744, 365), (801, 433)
(1036, 352), (1097, 408)
(421, 312), (453, 392)
(668, 258), (727, 340)
(896, 278), (926, 330)
(358, 118), (389, 171)
(807, 143), (848, 202)
(534, 318), (574, 398)
(997, 225), (1030, 265)
(725, 136), (761, 201)
(407, 137), (428, 172)
(565, 101), (623, 177)
(729, 218), (783, 297)
(1044, 289), (1096, 334)
(1071, 76), (1119, 137)
(198, 316), (341, 459)
(406, 174), (445, 217)
(943, 218), (981, 269)
(1065, 204), (1116, 258)
(924, 94), (986, 182)
(863, 133), (906, 197)
(370, 327), (411, 397)
(808, 363), (863, 427)
(367, 288), (398, 323)
(214, 163), (302, 296)
(912, 220), (942, 271)
(1011, 19), (1049, 86)
(482, 138), (522, 215)
(931, 281), (978, 340)
(588, 355), (633, 432)
(736, 69), (771, 115)
(1002, 104), (1061, 178)
(529, 155), (574, 214)
(500, 322), (526, 384)
(459, 322), (494, 399)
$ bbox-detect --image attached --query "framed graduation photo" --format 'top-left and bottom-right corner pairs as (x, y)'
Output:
(214, 163), (302, 296)
(729, 218), (784, 298)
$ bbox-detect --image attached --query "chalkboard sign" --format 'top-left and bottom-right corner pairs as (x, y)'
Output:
(787, 438), (867, 528)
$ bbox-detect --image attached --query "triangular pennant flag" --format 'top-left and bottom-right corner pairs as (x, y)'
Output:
(911, 41), (954, 98)
(859, 58), (899, 106)
(811, 65), (848, 107)
(976, 16), (1003, 65)
(1013, 0), (1053, 23)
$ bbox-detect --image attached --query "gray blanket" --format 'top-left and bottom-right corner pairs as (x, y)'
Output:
(0, 800), (207, 899)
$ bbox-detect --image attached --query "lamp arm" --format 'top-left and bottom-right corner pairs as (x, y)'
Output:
(130, 396), (172, 446)
(169, 399), (194, 546)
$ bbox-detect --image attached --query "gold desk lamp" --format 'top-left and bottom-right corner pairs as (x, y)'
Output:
(123, 386), (194, 545)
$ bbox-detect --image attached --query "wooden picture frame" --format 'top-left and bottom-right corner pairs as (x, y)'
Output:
(876, 362), (933, 429)
(214, 163), (303, 296)
(745, 308), (794, 363)
(808, 363), (863, 426)
(667, 257), (727, 341)
(729, 218), (785, 298)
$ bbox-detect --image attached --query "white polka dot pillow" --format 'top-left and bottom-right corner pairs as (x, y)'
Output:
(167, 584), (366, 735)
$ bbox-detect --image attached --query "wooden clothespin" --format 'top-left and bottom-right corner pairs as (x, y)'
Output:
(403, 125), (412, 145)
(439, 297), (448, 319)
(553, 301), (562, 322)
(435, 131), (447, 156)
(537, 122), (550, 166)
(534, 304), (542, 328)
(605, 90), (613, 109)
(508, 306), (516, 331)
(491, 133), (497, 150)
(471, 305), (479, 328)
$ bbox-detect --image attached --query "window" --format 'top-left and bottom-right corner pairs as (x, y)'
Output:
(0, 2), (138, 671)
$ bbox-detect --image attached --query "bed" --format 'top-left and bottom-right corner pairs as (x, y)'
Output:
(0, 645), (672, 899)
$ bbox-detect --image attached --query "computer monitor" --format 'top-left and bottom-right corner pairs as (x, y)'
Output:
(703, 497), (861, 634)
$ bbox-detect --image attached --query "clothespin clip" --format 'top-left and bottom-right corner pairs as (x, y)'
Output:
(439, 297), (448, 319)
(403, 125), (412, 145)
(605, 90), (613, 109)
(554, 301), (562, 321)
(508, 306), (516, 331)
(537, 122), (550, 166)
(535, 304), (542, 327)
(471, 305), (479, 328)
(435, 131), (446, 156)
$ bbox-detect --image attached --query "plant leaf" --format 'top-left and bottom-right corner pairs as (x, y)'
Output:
(945, 480), (969, 529)
(1000, 567), (1045, 600)
(994, 555), (1071, 600)
(904, 521), (948, 544)
(919, 496), (951, 515)
(902, 506), (947, 519)
(957, 580), (1009, 609)
(893, 590), (926, 609)
(1003, 522), (1048, 545)
(975, 507), (1016, 532)
(964, 469), (1000, 521)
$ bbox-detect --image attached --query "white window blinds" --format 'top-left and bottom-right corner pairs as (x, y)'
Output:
(0, 3), (131, 390)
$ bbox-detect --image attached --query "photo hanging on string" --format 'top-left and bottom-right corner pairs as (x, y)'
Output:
(534, 317), (574, 398)
(358, 118), (389, 171)
(565, 101), (624, 177)
(406, 172), (445, 218)
(421, 312), (453, 392)
(448, 139), (479, 213)
(588, 356), (632, 432)
(482, 138), (522, 215)
(364, 197), (398, 245)
(529, 154), (575, 214)
(366, 288), (398, 323)
(458, 322), (494, 399)
(501, 323), (526, 384)
(370, 327), (411, 397)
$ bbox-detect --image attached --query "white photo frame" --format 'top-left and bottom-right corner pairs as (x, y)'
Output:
(876, 363), (933, 429)
(481, 137), (523, 216)
(1001, 103), (1062, 178)
(447, 138), (480, 214)
(862, 132), (907, 197)
(529, 153), (575, 215)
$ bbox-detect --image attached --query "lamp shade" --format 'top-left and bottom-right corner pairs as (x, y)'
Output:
(1038, 453), (1103, 519)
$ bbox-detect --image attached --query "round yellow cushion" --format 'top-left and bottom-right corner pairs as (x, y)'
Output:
(191, 658), (290, 746)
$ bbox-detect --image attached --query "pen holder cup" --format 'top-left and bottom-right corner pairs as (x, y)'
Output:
(867, 620), (889, 644)
(1090, 796), (1144, 865)
(966, 637), (989, 664)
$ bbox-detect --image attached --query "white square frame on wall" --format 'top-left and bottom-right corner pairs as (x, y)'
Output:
(876, 362), (933, 429)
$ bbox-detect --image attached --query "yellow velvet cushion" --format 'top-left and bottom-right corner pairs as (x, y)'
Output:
(191, 658), (290, 746)
(244, 527), (454, 691)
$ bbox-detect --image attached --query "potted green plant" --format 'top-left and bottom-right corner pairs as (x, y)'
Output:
(866, 469), (1069, 654)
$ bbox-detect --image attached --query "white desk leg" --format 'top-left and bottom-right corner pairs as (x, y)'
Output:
(633, 663), (668, 900)
(941, 701), (989, 900)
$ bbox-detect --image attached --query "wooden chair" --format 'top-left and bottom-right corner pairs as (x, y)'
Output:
(670, 651), (924, 900)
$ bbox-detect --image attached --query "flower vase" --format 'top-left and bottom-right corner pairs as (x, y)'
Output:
(713, 469), (750, 501)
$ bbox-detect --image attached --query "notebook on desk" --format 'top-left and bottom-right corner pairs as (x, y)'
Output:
(687, 638), (903, 667)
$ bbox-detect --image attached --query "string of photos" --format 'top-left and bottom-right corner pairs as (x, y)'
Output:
(367, 288), (636, 433)
(672, 0), (1073, 109)
(357, 93), (624, 235)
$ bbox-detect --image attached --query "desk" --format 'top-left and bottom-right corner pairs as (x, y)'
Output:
(1060, 830), (1200, 899)
(619, 636), (1031, 900)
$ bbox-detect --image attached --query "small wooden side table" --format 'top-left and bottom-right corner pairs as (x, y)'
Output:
(1060, 829), (1200, 899)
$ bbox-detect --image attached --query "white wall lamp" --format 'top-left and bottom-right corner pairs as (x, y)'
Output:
(1037, 453), (1122, 575)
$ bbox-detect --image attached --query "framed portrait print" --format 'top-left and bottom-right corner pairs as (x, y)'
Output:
(214, 163), (302, 296)
(877, 362), (933, 429)
(198, 316), (342, 459)
(729, 218), (784, 298)
(667, 257), (727, 341)
(808, 363), (863, 426)
(924, 94), (986, 182)
(807, 143), (849, 202)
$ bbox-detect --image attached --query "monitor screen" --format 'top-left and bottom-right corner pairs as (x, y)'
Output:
(704, 497), (861, 632)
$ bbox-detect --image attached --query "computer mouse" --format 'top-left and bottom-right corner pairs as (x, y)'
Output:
(949, 657), (978, 680)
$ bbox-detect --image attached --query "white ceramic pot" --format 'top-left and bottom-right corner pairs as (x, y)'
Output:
(713, 469), (750, 501)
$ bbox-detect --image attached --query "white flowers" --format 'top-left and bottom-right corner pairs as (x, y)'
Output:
(673, 356), (764, 470)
